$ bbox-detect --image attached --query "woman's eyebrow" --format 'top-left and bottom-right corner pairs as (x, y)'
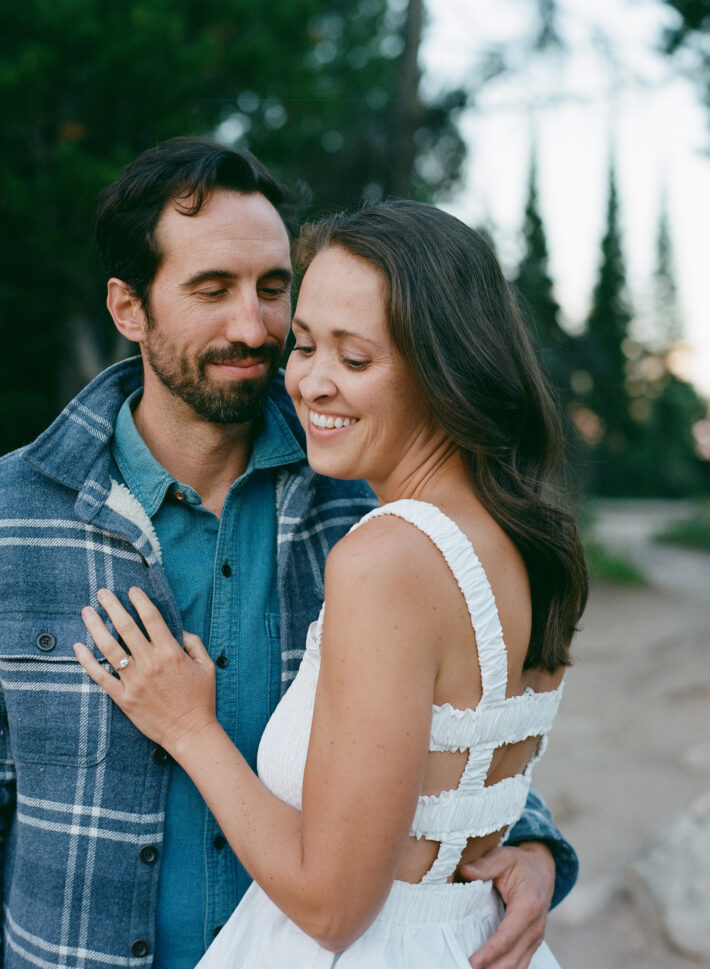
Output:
(291, 318), (380, 348)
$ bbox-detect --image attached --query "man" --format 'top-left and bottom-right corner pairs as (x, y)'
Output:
(0, 138), (576, 969)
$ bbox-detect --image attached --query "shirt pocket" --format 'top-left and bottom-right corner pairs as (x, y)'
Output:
(0, 614), (112, 767)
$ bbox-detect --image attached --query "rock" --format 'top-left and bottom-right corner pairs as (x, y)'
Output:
(628, 790), (710, 963)
(682, 742), (710, 773)
(554, 876), (621, 927)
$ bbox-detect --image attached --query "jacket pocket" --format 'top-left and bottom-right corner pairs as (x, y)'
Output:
(0, 614), (112, 767)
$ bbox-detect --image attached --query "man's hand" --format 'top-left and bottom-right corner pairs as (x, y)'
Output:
(461, 842), (556, 969)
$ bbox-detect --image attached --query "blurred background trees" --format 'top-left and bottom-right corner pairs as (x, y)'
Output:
(1, 0), (708, 497)
(1, 0), (467, 452)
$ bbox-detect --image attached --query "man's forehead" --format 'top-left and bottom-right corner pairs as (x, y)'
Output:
(156, 189), (289, 251)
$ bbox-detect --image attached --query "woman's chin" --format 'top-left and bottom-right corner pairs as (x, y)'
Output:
(306, 453), (360, 481)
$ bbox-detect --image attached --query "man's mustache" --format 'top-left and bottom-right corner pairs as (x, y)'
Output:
(200, 343), (280, 366)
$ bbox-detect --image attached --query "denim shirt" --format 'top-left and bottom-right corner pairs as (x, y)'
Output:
(111, 392), (302, 966)
(0, 357), (576, 969)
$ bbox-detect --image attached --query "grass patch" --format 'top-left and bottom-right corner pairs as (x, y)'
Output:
(653, 514), (710, 552)
(584, 540), (647, 586)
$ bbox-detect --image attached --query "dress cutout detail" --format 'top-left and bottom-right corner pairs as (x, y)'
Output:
(196, 500), (564, 969)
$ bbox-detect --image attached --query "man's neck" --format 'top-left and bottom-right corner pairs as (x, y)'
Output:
(132, 392), (255, 518)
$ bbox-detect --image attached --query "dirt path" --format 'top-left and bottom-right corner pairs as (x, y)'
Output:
(538, 500), (710, 969)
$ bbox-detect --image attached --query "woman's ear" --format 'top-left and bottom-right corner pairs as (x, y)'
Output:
(106, 278), (148, 344)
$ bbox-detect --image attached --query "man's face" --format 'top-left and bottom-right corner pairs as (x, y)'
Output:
(141, 189), (292, 424)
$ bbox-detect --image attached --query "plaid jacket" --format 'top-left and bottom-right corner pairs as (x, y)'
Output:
(0, 357), (575, 968)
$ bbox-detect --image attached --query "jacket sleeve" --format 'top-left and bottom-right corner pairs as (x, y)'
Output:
(505, 786), (578, 908)
(0, 686), (17, 966)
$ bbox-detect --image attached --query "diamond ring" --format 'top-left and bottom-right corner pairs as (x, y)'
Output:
(117, 657), (130, 670)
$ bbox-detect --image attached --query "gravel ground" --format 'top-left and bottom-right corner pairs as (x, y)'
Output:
(537, 500), (710, 969)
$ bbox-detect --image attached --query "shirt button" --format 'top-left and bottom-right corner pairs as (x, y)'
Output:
(221, 562), (232, 577)
(215, 654), (229, 669)
(130, 939), (151, 958)
(213, 833), (227, 850)
(36, 633), (56, 652)
(174, 489), (186, 501)
(213, 925), (223, 938)
(139, 845), (159, 864)
(152, 746), (171, 765)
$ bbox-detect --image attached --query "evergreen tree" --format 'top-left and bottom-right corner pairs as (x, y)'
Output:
(583, 160), (634, 492)
(0, 0), (468, 455)
(652, 194), (683, 351)
(513, 148), (572, 397)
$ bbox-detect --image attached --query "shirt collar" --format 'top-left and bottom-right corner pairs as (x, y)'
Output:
(111, 391), (304, 518)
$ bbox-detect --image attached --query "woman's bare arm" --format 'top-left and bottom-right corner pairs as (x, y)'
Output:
(74, 516), (442, 950)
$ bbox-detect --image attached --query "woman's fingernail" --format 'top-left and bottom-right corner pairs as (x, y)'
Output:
(81, 606), (94, 620)
(97, 588), (108, 601)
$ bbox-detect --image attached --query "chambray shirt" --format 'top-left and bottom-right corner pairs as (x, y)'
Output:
(111, 391), (303, 969)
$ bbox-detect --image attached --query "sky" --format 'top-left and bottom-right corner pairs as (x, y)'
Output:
(420, 0), (710, 396)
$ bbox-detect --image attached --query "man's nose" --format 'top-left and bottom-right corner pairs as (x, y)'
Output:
(224, 291), (267, 348)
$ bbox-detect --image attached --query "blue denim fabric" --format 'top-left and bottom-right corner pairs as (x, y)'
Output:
(0, 357), (576, 968)
(111, 393), (297, 967)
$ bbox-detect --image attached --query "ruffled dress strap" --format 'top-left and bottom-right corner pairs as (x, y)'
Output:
(349, 499), (509, 706)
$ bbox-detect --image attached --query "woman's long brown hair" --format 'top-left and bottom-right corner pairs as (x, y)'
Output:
(295, 201), (588, 672)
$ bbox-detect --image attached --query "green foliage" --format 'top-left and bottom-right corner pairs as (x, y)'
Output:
(583, 539), (647, 586)
(0, 0), (467, 455)
(654, 509), (710, 551)
(652, 195), (682, 350)
(583, 162), (633, 447)
(513, 149), (573, 392)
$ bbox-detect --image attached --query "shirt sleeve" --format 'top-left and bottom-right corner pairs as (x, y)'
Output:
(0, 686), (17, 962)
(505, 786), (578, 909)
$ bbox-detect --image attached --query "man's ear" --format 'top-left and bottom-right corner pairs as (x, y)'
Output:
(107, 278), (148, 344)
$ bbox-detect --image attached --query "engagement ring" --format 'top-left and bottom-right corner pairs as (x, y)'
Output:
(117, 657), (130, 670)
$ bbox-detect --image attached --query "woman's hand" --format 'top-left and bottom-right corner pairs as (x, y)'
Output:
(74, 586), (217, 754)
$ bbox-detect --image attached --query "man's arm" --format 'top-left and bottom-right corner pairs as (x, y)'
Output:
(0, 688), (17, 967)
(460, 788), (577, 969)
(505, 787), (578, 909)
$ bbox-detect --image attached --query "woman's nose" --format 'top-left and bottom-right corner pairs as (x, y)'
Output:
(299, 359), (337, 401)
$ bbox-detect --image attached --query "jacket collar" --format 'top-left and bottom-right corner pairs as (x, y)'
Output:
(22, 355), (308, 496)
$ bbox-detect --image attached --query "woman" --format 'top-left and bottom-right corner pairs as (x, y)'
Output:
(75, 201), (587, 967)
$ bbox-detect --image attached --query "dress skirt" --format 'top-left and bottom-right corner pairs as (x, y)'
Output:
(195, 878), (562, 969)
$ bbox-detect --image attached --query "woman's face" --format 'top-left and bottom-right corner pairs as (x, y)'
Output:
(285, 246), (436, 491)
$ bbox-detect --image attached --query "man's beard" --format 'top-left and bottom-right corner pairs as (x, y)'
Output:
(142, 312), (281, 424)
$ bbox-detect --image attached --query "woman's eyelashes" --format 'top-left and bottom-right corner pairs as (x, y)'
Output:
(291, 344), (370, 370)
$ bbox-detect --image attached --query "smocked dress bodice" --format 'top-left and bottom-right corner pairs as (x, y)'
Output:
(256, 499), (563, 885)
(197, 500), (564, 969)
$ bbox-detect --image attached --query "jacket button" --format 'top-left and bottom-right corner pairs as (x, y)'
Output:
(36, 633), (56, 652)
(215, 654), (228, 669)
(221, 562), (232, 577)
(213, 834), (226, 850)
(152, 746), (170, 765)
(130, 939), (150, 958)
(213, 925), (223, 938)
(139, 845), (159, 864)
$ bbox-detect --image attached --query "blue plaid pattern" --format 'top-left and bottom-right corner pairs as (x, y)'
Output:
(0, 357), (575, 967)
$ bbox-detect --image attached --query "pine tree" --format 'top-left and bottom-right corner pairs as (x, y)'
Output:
(652, 194), (683, 351)
(513, 148), (571, 397)
(583, 159), (634, 490)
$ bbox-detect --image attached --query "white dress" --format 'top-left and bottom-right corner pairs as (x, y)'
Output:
(196, 500), (564, 968)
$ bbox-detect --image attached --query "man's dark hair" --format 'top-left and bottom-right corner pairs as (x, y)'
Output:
(95, 137), (300, 308)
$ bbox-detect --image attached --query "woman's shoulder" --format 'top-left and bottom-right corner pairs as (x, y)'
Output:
(325, 504), (446, 592)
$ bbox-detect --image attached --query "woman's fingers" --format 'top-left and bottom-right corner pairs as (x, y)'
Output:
(81, 604), (133, 670)
(128, 586), (181, 650)
(95, 588), (151, 657)
(182, 631), (213, 667)
(73, 642), (121, 699)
